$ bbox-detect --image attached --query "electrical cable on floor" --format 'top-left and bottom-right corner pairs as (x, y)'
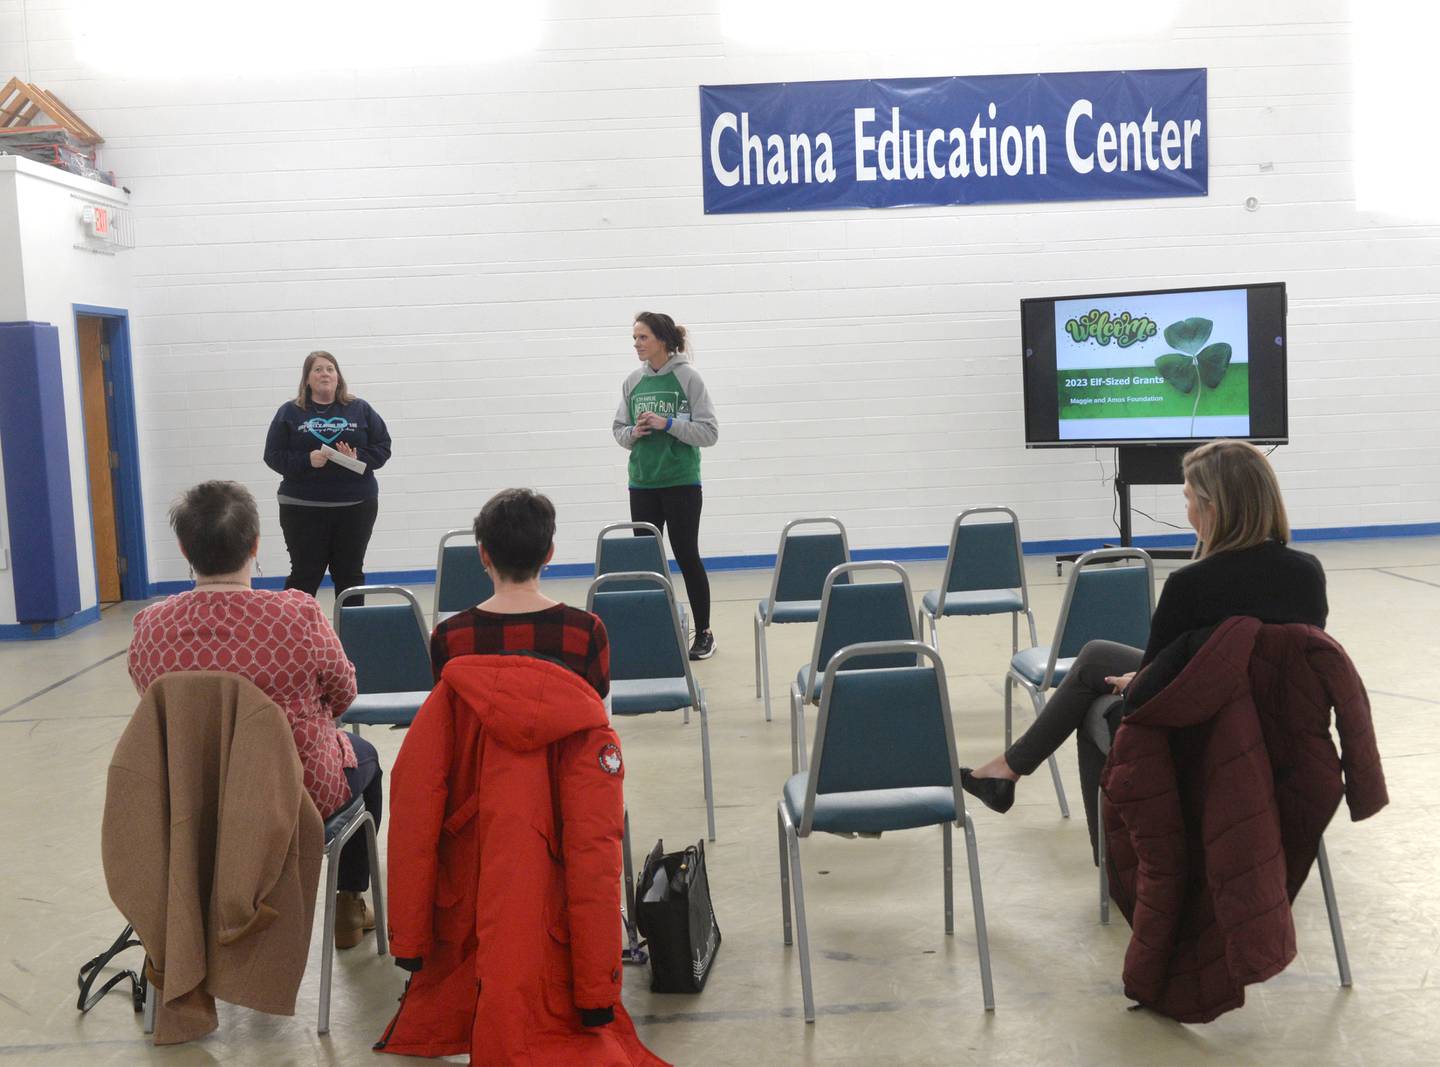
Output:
(1130, 506), (1188, 531)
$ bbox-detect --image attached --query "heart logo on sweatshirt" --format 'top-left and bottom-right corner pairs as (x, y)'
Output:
(305, 417), (349, 445)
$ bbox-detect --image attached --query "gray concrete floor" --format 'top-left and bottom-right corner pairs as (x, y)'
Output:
(2, 539), (1437, 1065)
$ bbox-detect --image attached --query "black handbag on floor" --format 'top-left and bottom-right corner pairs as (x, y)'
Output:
(635, 839), (721, 993)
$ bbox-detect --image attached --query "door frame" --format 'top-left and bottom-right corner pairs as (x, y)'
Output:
(72, 304), (148, 601)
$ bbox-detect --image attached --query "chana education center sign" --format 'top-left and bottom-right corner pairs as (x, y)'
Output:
(698, 68), (1208, 214)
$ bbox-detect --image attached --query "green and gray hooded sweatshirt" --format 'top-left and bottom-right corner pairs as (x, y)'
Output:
(612, 355), (719, 489)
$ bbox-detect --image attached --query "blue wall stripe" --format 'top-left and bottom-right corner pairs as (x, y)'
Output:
(141, 519), (1439, 599)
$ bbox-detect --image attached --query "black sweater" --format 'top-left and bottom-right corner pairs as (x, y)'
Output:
(1141, 540), (1327, 666)
(262, 397), (392, 502)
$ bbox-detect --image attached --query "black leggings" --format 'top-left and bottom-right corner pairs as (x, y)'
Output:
(629, 485), (711, 632)
(1004, 639), (1143, 775)
(337, 732), (384, 893)
(278, 498), (379, 603)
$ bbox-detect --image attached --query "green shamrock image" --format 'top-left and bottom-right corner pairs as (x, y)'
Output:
(1154, 317), (1233, 434)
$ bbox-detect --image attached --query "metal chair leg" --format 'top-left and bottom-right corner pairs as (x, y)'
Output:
(754, 612), (763, 698)
(1004, 672), (1013, 748)
(622, 809), (642, 957)
(961, 812), (995, 1011)
(777, 805), (793, 945)
(698, 692), (716, 843)
(1316, 837), (1352, 987)
(1027, 687), (1070, 819)
(789, 684), (805, 774)
(363, 813), (387, 955)
(142, 974), (155, 1034)
(784, 816), (815, 1023)
(317, 840), (342, 1034)
(791, 684), (809, 774)
(1098, 787), (1110, 925)
(759, 620), (773, 722)
(942, 821), (954, 935)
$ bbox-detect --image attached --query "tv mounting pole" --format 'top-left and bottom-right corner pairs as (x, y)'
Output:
(1055, 444), (1196, 572)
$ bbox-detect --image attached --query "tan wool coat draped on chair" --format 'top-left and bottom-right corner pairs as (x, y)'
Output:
(102, 671), (325, 1044)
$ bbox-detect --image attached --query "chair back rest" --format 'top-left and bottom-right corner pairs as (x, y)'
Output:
(809, 561), (919, 674)
(335, 585), (433, 694)
(801, 642), (961, 833)
(944, 507), (1026, 601)
(434, 529), (496, 618)
(596, 523), (670, 591)
(768, 517), (850, 607)
(587, 573), (692, 689)
(1053, 549), (1155, 659)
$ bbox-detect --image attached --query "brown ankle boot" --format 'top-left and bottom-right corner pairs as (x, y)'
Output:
(335, 890), (375, 950)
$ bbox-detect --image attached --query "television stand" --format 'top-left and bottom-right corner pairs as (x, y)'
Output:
(1054, 445), (1196, 572)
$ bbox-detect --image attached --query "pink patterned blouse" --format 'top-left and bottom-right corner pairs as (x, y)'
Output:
(128, 587), (358, 818)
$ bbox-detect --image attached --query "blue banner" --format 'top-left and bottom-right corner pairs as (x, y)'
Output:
(699, 69), (1207, 214)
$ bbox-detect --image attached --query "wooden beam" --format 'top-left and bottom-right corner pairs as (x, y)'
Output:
(0, 77), (28, 126)
(0, 124), (68, 137)
(37, 88), (102, 143)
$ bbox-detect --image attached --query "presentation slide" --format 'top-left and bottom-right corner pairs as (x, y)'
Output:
(1052, 288), (1250, 441)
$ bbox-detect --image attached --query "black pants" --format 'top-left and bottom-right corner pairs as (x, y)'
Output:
(337, 732), (383, 893)
(279, 498), (379, 603)
(629, 485), (710, 632)
(1004, 639), (1143, 776)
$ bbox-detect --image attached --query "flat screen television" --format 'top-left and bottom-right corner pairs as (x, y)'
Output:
(1020, 282), (1288, 448)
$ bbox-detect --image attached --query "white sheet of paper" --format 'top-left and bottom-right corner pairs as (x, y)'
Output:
(320, 444), (367, 474)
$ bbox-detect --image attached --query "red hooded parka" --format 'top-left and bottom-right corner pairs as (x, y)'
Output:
(376, 654), (669, 1067)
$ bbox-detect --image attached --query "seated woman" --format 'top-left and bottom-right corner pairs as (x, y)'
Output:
(128, 480), (381, 950)
(382, 490), (664, 1065)
(961, 439), (1328, 814)
(429, 488), (609, 698)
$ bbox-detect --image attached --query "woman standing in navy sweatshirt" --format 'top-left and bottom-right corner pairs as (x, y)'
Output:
(263, 351), (392, 602)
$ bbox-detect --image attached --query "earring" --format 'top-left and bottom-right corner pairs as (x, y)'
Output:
(253, 557), (264, 576)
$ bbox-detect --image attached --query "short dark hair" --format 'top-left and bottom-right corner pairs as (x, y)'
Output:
(472, 488), (556, 582)
(169, 481), (260, 577)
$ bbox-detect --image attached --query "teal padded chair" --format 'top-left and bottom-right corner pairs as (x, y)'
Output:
(777, 641), (995, 1023)
(334, 585), (434, 732)
(595, 522), (687, 632)
(588, 571), (716, 842)
(755, 517), (851, 723)
(433, 528), (495, 627)
(1006, 548), (1155, 819)
(919, 507), (1037, 654)
(789, 561), (920, 774)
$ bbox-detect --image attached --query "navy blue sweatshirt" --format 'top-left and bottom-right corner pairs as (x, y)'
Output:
(263, 397), (392, 502)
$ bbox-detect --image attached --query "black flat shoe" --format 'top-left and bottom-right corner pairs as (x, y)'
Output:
(960, 768), (1016, 814)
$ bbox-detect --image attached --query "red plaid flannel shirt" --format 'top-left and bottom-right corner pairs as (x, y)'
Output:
(430, 604), (610, 698)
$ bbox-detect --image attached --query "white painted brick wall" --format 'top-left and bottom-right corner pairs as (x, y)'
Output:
(10, 1), (1440, 583)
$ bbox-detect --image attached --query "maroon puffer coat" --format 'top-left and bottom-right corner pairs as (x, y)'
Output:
(1102, 616), (1387, 1023)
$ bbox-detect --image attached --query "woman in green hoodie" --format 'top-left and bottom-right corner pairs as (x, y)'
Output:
(612, 312), (720, 660)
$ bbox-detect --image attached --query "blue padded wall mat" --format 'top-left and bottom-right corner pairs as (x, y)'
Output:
(0, 322), (82, 623)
